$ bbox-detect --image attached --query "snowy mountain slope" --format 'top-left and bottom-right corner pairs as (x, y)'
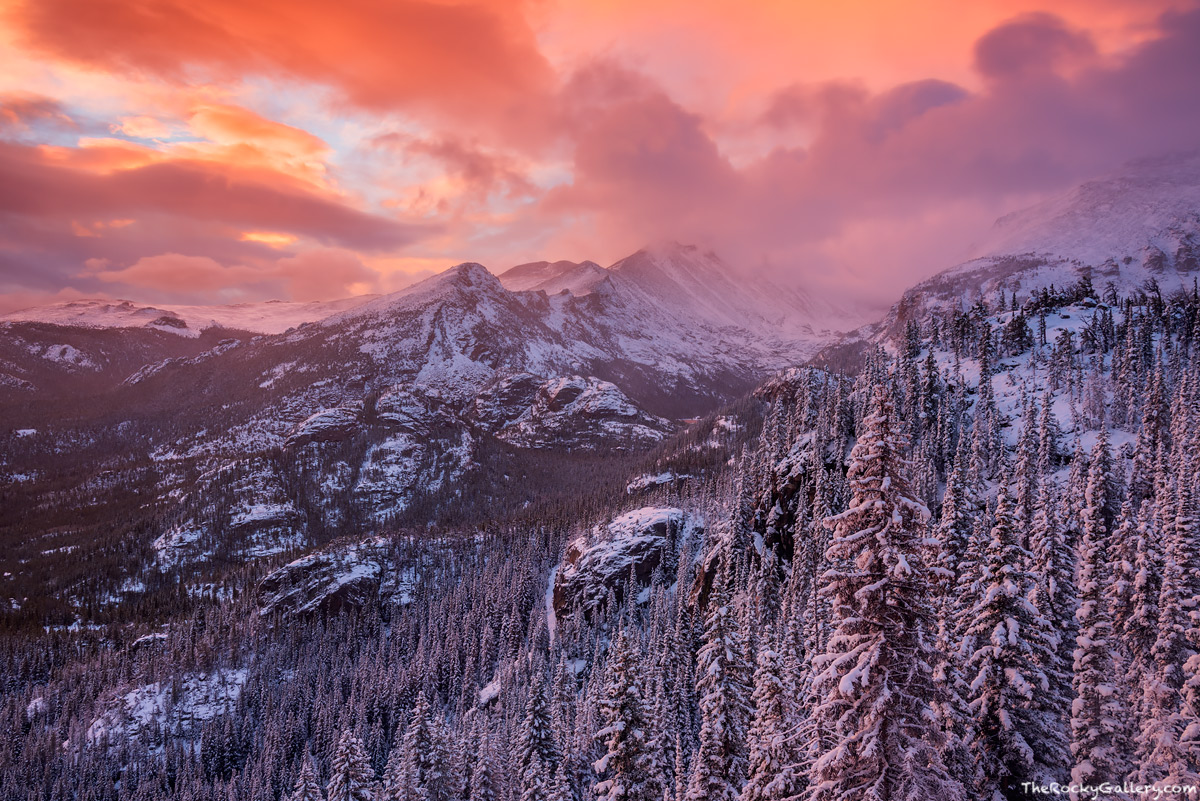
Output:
(2, 243), (839, 584)
(498, 260), (608, 295)
(0, 322), (239, 402)
(974, 152), (1200, 266)
(1, 296), (376, 336)
(873, 152), (1200, 341)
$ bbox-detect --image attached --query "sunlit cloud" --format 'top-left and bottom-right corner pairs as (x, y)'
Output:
(1, 0), (1199, 311)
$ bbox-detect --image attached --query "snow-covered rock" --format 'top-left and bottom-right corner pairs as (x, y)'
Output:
(257, 538), (415, 617)
(553, 507), (693, 614)
(625, 471), (692, 494)
(496, 376), (673, 450)
(84, 668), (247, 749)
(285, 404), (362, 447)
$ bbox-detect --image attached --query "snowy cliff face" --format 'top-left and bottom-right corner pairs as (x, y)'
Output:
(878, 153), (1200, 339)
(257, 538), (409, 618)
(553, 507), (697, 615)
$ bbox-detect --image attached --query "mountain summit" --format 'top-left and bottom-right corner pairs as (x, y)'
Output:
(874, 152), (1200, 339)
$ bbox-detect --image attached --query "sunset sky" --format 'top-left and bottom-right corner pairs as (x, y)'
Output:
(2, 0), (1199, 314)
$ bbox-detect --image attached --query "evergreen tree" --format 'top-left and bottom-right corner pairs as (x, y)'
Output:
(328, 731), (375, 801)
(739, 644), (797, 801)
(1028, 478), (1077, 739)
(686, 557), (752, 801)
(594, 628), (651, 801)
(290, 754), (325, 801)
(808, 385), (964, 801)
(1070, 484), (1127, 791)
(963, 481), (1066, 797)
(469, 741), (497, 801)
(520, 675), (560, 782)
(521, 752), (550, 801)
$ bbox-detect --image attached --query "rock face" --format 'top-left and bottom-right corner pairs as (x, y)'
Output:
(285, 404), (362, 447)
(258, 538), (397, 617)
(495, 376), (672, 450)
(553, 507), (693, 614)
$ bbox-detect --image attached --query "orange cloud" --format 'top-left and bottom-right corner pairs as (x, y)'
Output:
(83, 248), (380, 302)
(6, 0), (556, 144)
(188, 104), (328, 159)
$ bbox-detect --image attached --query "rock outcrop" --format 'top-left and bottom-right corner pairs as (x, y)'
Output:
(553, 507), (693, 614)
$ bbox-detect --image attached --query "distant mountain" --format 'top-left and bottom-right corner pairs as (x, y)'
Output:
(2, 243), (841, 575)
(872, 152), (1200, 340)
(1, 296), (377, 337)
(498, 259), (608, 295)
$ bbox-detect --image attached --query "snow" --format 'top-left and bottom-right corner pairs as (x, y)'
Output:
(152, 526), (204, 567)
(625, 471), (692, 493)
(545, 565), (558, 644)
(499, 260), (609, 295)
(2, 296), (376, 336)
(478, 679), (502, 705)
(15, 428), (36, 437)
(555, 507), (691, 612)
(974, 152), (1200, 268)
(33, 343), (98, 369)
(85, 668), (248, 748)
(131, 632), (168, 648)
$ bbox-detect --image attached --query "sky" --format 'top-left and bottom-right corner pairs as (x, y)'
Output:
(1, 0), (1199, 316)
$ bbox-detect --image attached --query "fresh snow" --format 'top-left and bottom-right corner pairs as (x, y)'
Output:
(2, 297), (376, 336)
(84, 668), (248, 748)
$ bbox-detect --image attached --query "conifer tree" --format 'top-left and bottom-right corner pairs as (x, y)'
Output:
(964, 481), (1066, 796)
(1070, 484), (1128, 790)
(686, 557), (752, 801)
(1135, 482), (1200, 786)
(469, 741), (497, 801)
(594, 628), (650, 801)
(1028, 477), (1077, 733)
(520, 675), (560, 782)
(328, 731), (375, 801)
(290, 754), (325, 801)
(739, 644), (796, 801)
(808, 385), (964, 801)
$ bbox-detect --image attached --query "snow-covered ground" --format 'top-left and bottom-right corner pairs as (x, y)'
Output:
(2, 296), (375, 336)
(85, 668), (248, 749)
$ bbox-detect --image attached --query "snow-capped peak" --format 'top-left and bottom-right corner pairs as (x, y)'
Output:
(1, 296), (376, 336)
(973, 151), (1200, 266)
(499, 260), (608, 296)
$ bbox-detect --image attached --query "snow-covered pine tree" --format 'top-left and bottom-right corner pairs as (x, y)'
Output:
(522, 751), (551, 801)
(1134, 482), (1200, 786)
(328, 731), (375, 801)
(963, 479), (1066, 796)
(1028, 477), (1077, 739)
(379, 726), (405, 801)
(686, 555), (752, 801)
(808, 385), (964, 801)
(519, 674), (559, 783)
(933, 434), (976, 592)
(739, 642), (797, 801)
(1104, 500), (1139, 650)
(397, 693), (445, 801)
(290, 753), (325, 801)
(594, 627), (650, 801)
(1124, 508), (1162, 673)
(469, 739), (497, 801)
(1070, 461), (1128, 793)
